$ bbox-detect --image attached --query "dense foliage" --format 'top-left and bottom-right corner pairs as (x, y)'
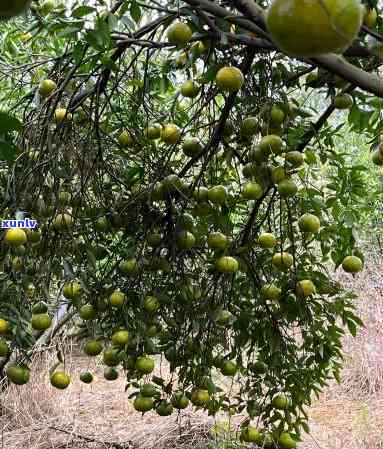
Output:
(1, 0), (383, 446)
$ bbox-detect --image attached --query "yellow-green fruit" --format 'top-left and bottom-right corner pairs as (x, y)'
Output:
(53, 213), (73, 230)
(167, 21), (192, 45)
(194, 186), (209, 202)
(261, 283), (282, 301)
(279, 432), (297, 449)
(31, 313), (52, 331)
(215, 66), (244, 92)
(103, 347), (123, 367)
(271, 166), (286, 184)
(298, 213), (321, 233)
(296, 279), (316, 298)
(0, 319), (10, 335)
(119, 258), (139, 276)
(54, 108), (72, 123)
(118, 130), (134, 147)
(109, 291), (126, 308)
(111, 330), (130, 346)
(0, 340), (10, 357)
(156, 400), (174, 416)
(278, 178), (298, 197)
(143, 295), (159, 313)
(240, 427), (262, 444)
(171, 391), (189, 409)
(364, 7), (378, 28)
(259, 134), (283, 155)
(183, 137), (203, 157)
(161, 124), (181, 144)
(215, 309), (233, 326)
(176, 230), (196, 249)
(285, 150), (304, 167)
(135, 356), (155, 374)
(334, 93), (353, 109)
(0, 0), (31, 20)
(241, 116), (258, 136)
(79, 304), (96, 320)
(104, 367), (119, 380)
(94, 216), (109, 232)
(50, 371), (70, 389)
(12, 256), (23, 271)
(342, 255), (363, 273)
(258, 232), (277, 248)
(6, 364), (29, 385)
(270, 106), (285, 125)
(272, 252), (294, 270)
(208, 185), (227, 204)
(215, 256), (239, 273)
(84, 340), (103, 356)
(372, 150), (383, 166)
(207, 232), (228, 250)
(134, 395), (154, 412)
(180, 80), (200, 98)
(63, 281), (81, 299)
(220, 360), (237, 376)
(39, 79), (57, 97)
(191, 389), (210, 406)
(27, 229), (41, 243)
(266, 0), (363, 57)
(145, 123), (162, 139)
(242, 182), (263, 200)
(4, 229), (27, 247)
(272, 393), (289, 409)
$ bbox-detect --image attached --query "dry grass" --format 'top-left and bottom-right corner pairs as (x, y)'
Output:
(1, 260), (383, 449)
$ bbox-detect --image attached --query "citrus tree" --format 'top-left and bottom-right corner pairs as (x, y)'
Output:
(0, 0), (383, 446)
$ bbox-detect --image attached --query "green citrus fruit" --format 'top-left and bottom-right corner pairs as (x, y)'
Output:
(171, 391), (189, 409)
(208, 185), (227, 204)
(342, 255), (363, 273)
(156, 400), (174, 416)
(258, 232), (277, 248)
(0, 340), (10, 357)
(191, 389), (210, 406)
(84, 340), (103, 356)
(266, 0), (363, 57)
(296, 279), (316, 298)
(161, 124), (181, 144)
(207, 232), (228, 250)
(242, 182), (263, 200)
(135, 356), (155, 374)
(182, 137), (203, 157)
(111, 330), (130, 346)
(261, 283), (282, 301)
(180, 80), (200, 98)
(298, 213), (321, 233)
(31, 313), (52, 331)
(4, 229), (27, 247)
(277, 178), (298, 197)
(63, 281), (81, 299)
(118, 130), (134, 147)
(279, 432), (297, 449)
(333, 93), (353, 109)
(104, 367), (119, 380)
(272, 252), (294, 270)
(176, 230), (196, 249)
(79, 304), (96, 320)
(80, 371), (93, 384)
(241, 117), (259, 136)
(220, 360), (237, 376)
(215, 66), (244, 92)
(51, 371), (70, 389)
(6, 364), (29, 385)
(215, 256), (239, 273)
(134, 395), (154, 412)
(285, 151), (304, 167)
(259, 134), (283, 155)
(167, 21), (192, 45)
(109, 291), (126, 308)
(272, 393), (289, 409)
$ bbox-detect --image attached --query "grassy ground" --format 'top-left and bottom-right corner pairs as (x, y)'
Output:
(1, 260), (383, 449)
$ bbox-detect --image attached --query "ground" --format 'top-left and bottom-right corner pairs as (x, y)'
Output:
(2, 259), (383, 449)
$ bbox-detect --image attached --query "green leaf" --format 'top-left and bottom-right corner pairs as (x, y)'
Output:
(72, 6), (96, 18)
(0, 112), (23, 134)
(130, 1), (142, 23)
(0, 140), (18, 161)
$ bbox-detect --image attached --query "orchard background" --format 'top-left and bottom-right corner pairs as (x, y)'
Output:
(1, 0), (383, 448)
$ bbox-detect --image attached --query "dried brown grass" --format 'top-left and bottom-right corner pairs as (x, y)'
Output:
(1, 261), (383, 449)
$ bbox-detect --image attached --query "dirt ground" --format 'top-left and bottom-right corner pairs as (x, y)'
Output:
(2, 260), (383, 449)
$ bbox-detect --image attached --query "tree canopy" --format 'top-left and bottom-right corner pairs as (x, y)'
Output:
(0, 0), (383, 446)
